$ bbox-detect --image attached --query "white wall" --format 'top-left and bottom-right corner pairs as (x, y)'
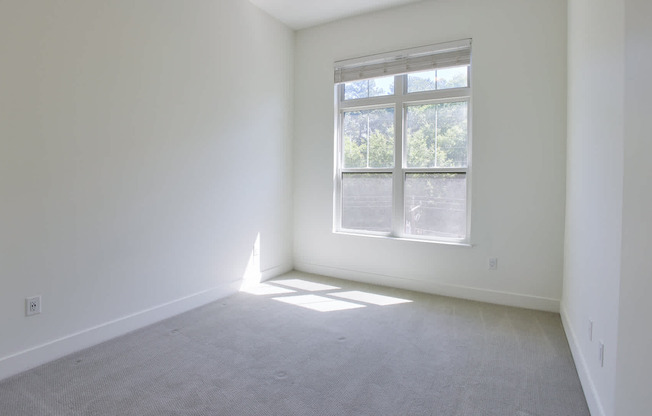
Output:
(0, 0), (294, 379)
(293, 0), (568, 311)
(614, 0), (652, 414)
(562, 0), (625, 415)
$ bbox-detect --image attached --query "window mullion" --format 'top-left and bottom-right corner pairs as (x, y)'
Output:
(392, 75), (405, 238)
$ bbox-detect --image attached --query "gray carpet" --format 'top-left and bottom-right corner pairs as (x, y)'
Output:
(0, 271), (589, 415)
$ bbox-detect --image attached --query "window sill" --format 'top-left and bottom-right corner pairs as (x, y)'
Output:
(333, 231), (473, 247)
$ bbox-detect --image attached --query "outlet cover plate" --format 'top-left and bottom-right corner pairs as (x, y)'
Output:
(488, 257), (498, 271)
(26, 296), (41, 316)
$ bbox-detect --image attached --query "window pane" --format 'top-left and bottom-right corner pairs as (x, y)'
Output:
(342, 173), (392, 233)
(369, 76), (394, 97)
(344, 76), (394, 100)
(407, 70), (436, 93)
(343, 108), (395, 168)
(405, 101), (468, 168)
(404, 173), (466, 239)
(407, 66), (469, 93)
(436, 66), (468, 89)
(344, 80), (369, 100)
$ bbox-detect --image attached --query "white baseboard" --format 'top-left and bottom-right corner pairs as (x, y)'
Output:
(0, 281), (241, 382)
(560, 304), (605, 416)
(261, 263), (293, 281)
(294, 261), (560, 313)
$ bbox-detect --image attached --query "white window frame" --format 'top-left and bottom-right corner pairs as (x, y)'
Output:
(333, 40), (472, 245)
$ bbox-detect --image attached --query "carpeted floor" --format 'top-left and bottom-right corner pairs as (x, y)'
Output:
(0, 271), (590, 415)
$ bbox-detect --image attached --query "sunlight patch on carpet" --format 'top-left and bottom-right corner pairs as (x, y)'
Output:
(272, 294), (365, 312)
(329, 291), (412, 306)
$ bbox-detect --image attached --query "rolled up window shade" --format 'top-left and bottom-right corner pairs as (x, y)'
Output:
(334, 39), (471, 84)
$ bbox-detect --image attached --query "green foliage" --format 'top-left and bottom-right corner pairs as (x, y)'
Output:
(344, 77), (394, 100)
(407, 75), (436, 93)
(406, 101), (468, 168)
(344, 80), (369, 100)
(407, 67), (467, 93)
(343, 72), (468, 170)
(406, 129), (433, 167)
(368, 131), (393, 167)
(343, 107), (394, 168)
(344, 136), (366, 168)
(344, 131), (394, 168)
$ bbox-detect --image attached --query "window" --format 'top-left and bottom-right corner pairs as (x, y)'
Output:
(334, 39), (471, 244)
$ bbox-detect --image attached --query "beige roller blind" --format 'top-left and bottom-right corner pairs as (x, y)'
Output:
(334, 39), (471, 84)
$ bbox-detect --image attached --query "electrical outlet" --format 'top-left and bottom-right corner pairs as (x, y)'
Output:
(488, 257), (498, 271)
(25, 296), (41, 316)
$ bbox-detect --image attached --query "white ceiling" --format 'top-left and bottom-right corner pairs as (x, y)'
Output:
(249, 0), (424, 30)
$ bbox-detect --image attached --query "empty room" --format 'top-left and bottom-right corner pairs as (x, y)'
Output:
(0, 0), (650, 415)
